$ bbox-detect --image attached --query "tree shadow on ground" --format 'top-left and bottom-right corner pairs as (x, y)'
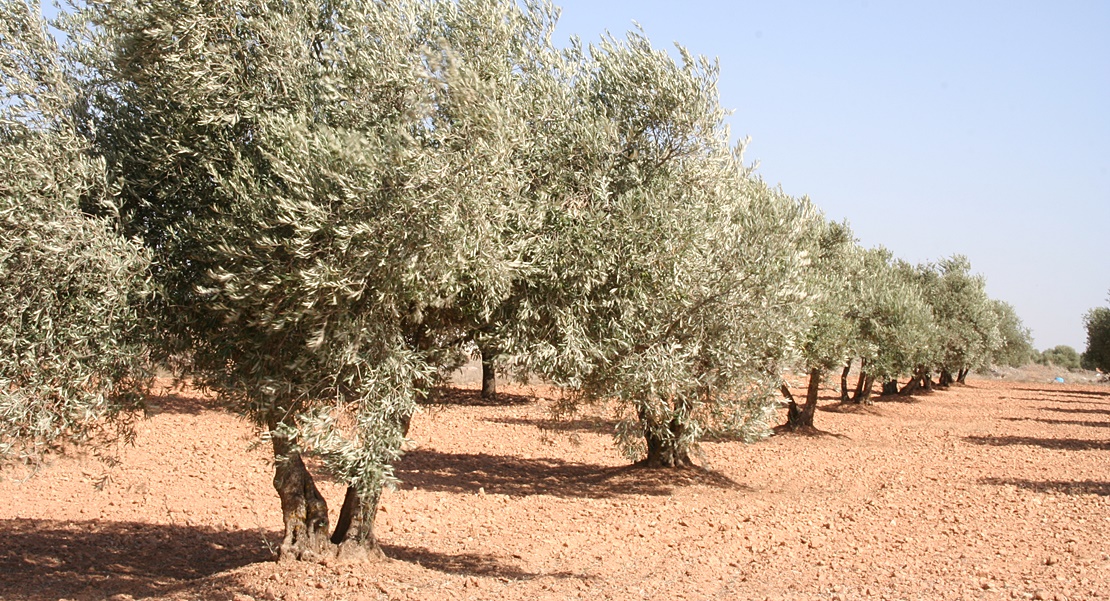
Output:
(1013, 386), (1110, 399)
(485, 416), (617, 435)
(0, 518), (276, 601)
(394, 450), (745, 499)
(420, 387), (536, 407)
(818, 402), (886, 415)
(144, 392), (221, 416)
(979, 477), (1110, 496)
(383, 545), (584, 581)
(1002, 417), (1109, 429)
(1036, 406), (1110, 416)
(770, 424), (850, 439)
(963, 435), (1110, 451)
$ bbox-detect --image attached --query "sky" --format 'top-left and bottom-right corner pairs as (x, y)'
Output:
(553, 0), (1110, 351)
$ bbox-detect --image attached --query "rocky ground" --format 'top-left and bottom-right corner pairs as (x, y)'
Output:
(1, 373), (1108, 601)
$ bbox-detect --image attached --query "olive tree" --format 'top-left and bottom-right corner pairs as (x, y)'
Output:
(0, 1), (152, 465)
(1082, 302), (1110, 372)
(780, 217), (860, 430)
(990, 300), (1034, 369)
(73, 0), (553, 560)
(845, 248), (936, 402)
(501, 31), (812, 467)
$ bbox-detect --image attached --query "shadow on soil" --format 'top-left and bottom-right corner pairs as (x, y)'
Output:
(979, 477), (1110, 496)
(383, 545), (584, 581)
(1037, 406), (1110, 416)
(963, 435), (1110, 451)
(0, 518), (276, 601)
(145, 392), (222, 416)
(485, 416), (618, 434)
(394, 450), (745, 499)
(1013, 387), (1110, 399)
(1002, 417), (1110, 429)
(421, 387), (536, 407)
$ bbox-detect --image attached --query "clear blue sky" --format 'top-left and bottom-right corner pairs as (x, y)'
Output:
(554, 0), (1110, 351)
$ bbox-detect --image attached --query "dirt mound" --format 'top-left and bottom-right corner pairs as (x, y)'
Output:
(2, 379), (1108, 601)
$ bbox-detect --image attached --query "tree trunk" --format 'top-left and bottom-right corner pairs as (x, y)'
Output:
(840, 361), (852, 403)
(882, 379), (900, 396)
(786, 367), (821, 430)
(851, 370), (866, 403)
(780, 383), (795, 402)
(957, 367), (970, 384)
(476, 342), (497, 401)
(330, 486), (386, 560)
(270, 433), (331, 562)
(938, 369), (954, 387)
(639, 408), (693, 468)
(900, 367), (926, 395)
(853, 374), (876, 405)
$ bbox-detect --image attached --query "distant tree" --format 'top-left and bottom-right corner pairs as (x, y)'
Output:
(0, 1), (152, 464)
(1082, 303), (1110, 371)
(847, 249), (936, 402)
(1038, 345), (1082, 371)
(990, 300), (1034, 368)
(907, 256), (1000, 389)
(75, 0), (553, 560)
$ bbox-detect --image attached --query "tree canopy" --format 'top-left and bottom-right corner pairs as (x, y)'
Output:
(0, 0), (152, 465)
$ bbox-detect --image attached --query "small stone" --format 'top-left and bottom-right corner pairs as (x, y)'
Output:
(1033, 590), (1047, 600)
(1045, 556), (1059, 566)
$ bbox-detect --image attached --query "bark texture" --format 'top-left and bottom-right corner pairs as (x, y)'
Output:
(271, 435), (331, 561)
(785, 367), (821, 430)
(331, 486), (386, 560)
(639, 407), (693, 468)
(840, 362), (852, 403)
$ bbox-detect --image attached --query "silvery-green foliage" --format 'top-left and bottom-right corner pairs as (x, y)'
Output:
(848, 248), (936, 381)
(74, 0), (556, 498)
(0, 0), (151, 463)
(501, 30), (813, 461)
(988, 300), (1033, 368)
(915, 256), (1001, 375)
(792, 215), (862, 374)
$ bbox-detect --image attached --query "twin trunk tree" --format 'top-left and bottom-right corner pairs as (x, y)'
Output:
(268, 418), (384, 562)
(784, 367), (822, 431)
(839, 361), (875, 404)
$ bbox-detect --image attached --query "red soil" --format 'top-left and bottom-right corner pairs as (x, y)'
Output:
(2, 378), (1108, 601)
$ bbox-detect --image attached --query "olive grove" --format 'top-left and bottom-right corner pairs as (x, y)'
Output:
(0, 0), (1044, 566)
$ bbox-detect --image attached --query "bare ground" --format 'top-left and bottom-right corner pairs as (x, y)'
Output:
(1, 378), (1108, 601)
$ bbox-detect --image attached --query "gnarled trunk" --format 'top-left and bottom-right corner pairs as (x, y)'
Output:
(881, 379), (900, 396)
(785, 367), (821, 430)
(330, 486), (385, 560)
(938, 369), (954, 387)
(957, 367), (970, 384)
(900, 367), (934, 395)
(852, 372), (875, 405)
(480, 348), (497, 401)
(639, 407), (693, 468)
(270, 433), (331, 562)
(840, 361), (852, 403)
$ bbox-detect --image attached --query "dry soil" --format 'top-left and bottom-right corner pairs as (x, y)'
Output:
(1, 376), (1108, 601)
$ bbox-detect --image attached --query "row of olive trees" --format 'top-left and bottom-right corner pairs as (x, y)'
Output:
(1, 0), (1033, 561)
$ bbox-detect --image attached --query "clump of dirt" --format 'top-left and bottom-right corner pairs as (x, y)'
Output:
(2, 378), (1108, 601)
